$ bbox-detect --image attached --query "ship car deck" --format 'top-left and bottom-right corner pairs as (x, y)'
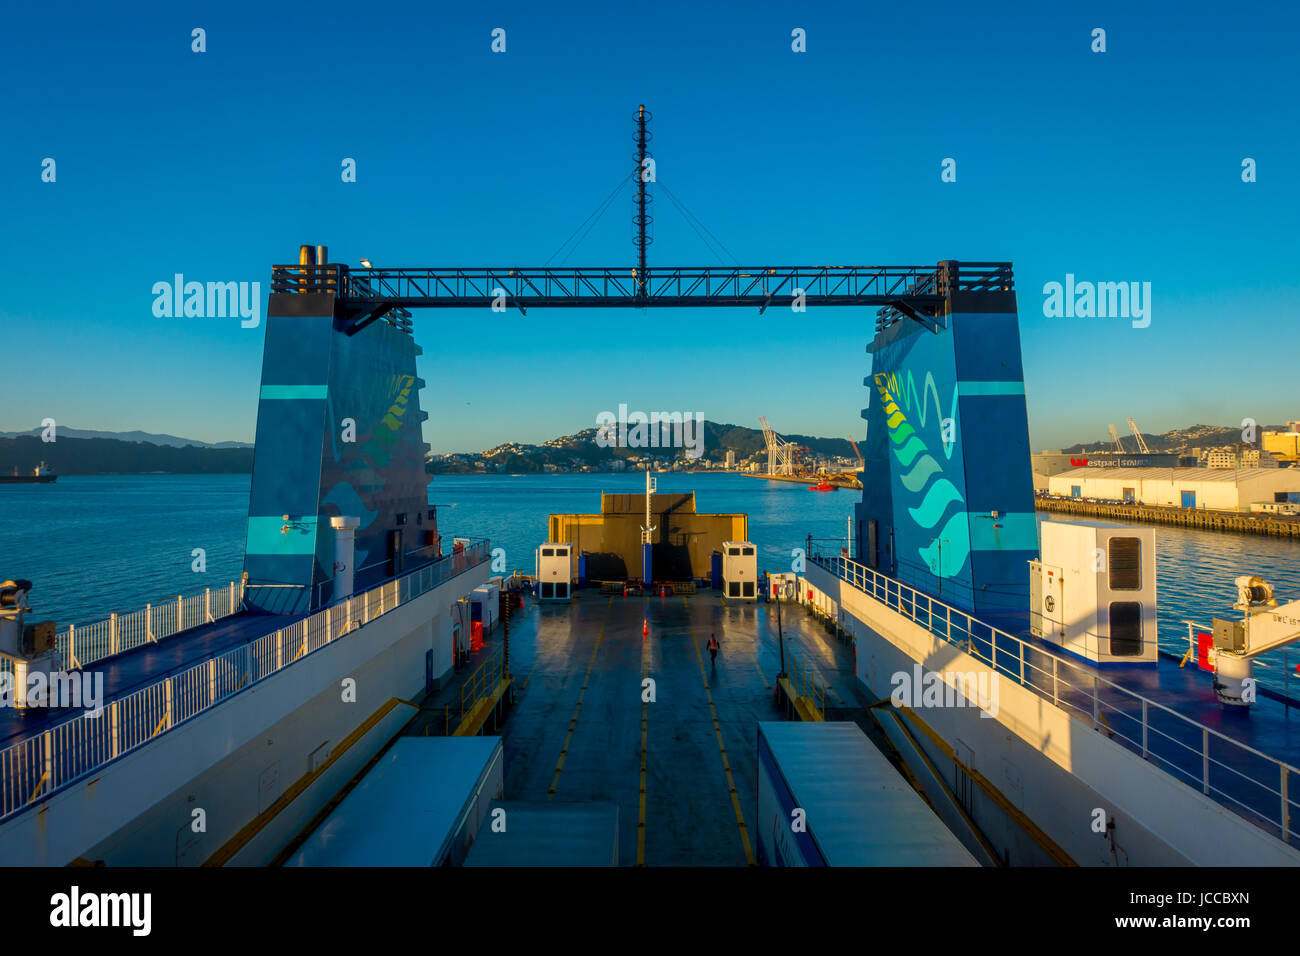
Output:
(405, 591), (864, 866)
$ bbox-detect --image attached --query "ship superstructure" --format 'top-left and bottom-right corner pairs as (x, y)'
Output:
(0, 246), (490, 865)
(802, 264), (1300, 865)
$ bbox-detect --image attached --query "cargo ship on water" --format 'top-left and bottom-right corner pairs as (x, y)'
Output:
(2, 248), (1299, 868)
(0, 463), (55, 484)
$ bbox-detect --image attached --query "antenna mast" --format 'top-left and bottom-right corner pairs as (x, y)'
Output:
(633, 105), (653, 297)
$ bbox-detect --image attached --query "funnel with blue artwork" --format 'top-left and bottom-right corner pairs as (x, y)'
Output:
(243, 290), (434, 614)
(854, 272), (1038, 615)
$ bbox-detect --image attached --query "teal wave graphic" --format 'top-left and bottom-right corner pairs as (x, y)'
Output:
(907, 478), (964, 530)
(892, 435), (927, 468)
(918, 510), (972, 577)
(900, 456), (942, 493)
(878, 371), (968, 579)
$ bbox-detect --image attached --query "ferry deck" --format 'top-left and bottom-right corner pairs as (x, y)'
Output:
(403, 590), (863, 866)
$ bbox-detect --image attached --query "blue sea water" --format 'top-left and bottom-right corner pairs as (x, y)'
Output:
(2, 473), (1299, 672)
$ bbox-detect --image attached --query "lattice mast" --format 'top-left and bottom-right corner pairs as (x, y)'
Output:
(633, 105), (653, 296)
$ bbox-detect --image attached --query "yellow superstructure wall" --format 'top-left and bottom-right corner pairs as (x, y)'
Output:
(549, 493), (747, 581)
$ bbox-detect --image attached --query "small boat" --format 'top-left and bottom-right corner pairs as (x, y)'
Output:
(809, 480), (837, 492)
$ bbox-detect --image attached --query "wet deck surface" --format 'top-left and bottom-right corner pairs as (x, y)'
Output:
(406, 592), (862, 866)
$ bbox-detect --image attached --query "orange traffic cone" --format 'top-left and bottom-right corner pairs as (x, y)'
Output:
(643, 618), (648, 637)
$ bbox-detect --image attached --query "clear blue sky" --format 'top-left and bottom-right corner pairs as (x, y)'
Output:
(3, 0), (1296, 454)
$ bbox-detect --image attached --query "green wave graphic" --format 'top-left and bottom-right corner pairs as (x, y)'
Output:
(877, 373), (969, 577)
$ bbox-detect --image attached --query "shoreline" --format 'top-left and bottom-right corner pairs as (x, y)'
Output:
(1036, 497), (1300, 539)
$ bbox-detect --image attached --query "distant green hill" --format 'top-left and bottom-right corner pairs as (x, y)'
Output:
(0, 436), (253, 475)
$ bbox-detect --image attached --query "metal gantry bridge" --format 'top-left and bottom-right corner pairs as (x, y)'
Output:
(270, 261), (1016, 335)
(271, 106), (1013, 333)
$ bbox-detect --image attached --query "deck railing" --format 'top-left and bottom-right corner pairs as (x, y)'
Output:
(810, 553), (1300, 846)
(58, 582), (245, 671)
(0, 582), (246, 688)
(0, 540), (489, 824)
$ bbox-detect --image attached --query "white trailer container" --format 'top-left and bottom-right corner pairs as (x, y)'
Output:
(1030, 520), (1157, 666)
(756, 722), (977, 867)
(287, 736), (503, 866)
(471, 583), (500, 635)
(535, 542), (572, 601)
(722, 541), (757, 600)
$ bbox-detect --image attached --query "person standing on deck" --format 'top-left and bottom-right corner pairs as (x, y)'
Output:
(707, 633), (720, 669)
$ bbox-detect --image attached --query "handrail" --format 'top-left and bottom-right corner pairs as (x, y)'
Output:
(0, 540), (490, 824)
(782, 646), (827, 719)
(51, 582), (245, 673)
(459, 647), (505, 721)
(0, 582), (246, 686)
(811, 553), (1300, 845)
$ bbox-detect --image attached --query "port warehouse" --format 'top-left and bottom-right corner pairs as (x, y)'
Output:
(1044, 467), (1300, 511)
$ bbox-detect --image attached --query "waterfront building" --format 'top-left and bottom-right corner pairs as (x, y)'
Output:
(1263, 423), (1300, 463)
(1046, 466), (1300, 510)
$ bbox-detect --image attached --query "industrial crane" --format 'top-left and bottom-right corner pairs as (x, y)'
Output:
(759, 417), (797, 476)
(846, 436), (865, 471)
(1127, 418), (1151, 454)
(1108, 424), (1126, 454)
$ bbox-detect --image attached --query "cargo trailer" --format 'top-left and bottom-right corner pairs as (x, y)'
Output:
(286, 736), (503, 866)
(463, 801), (619, 866)
(756, 721), (978, 866)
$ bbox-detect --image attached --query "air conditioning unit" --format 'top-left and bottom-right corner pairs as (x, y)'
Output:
(1030, 520), (1157, 666)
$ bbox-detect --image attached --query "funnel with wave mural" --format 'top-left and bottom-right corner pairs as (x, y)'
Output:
(855, 285), (1038, 615)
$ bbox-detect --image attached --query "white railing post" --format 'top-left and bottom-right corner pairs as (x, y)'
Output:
(1283, 767), (1290, 843)
(302, 619), (308, 658)
(109, 700), (119, 759)
(1019, 640), (1025, 685)
(1052, 657), (1058, 707)
(69, 626), (76, 670)
(207, 658), (216, 705)
(146, 604), (153, 642)
(1202, 728), (1210, 795)
(110, 613), (118, 656)
(230, 581), (236, 612)
(177, 595), (183, 632)
(205, 588), (212, 623)
(1092, 676), (1099, 728)
(1141, 699), (1148, 758)
(42, 731), (54, 794)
